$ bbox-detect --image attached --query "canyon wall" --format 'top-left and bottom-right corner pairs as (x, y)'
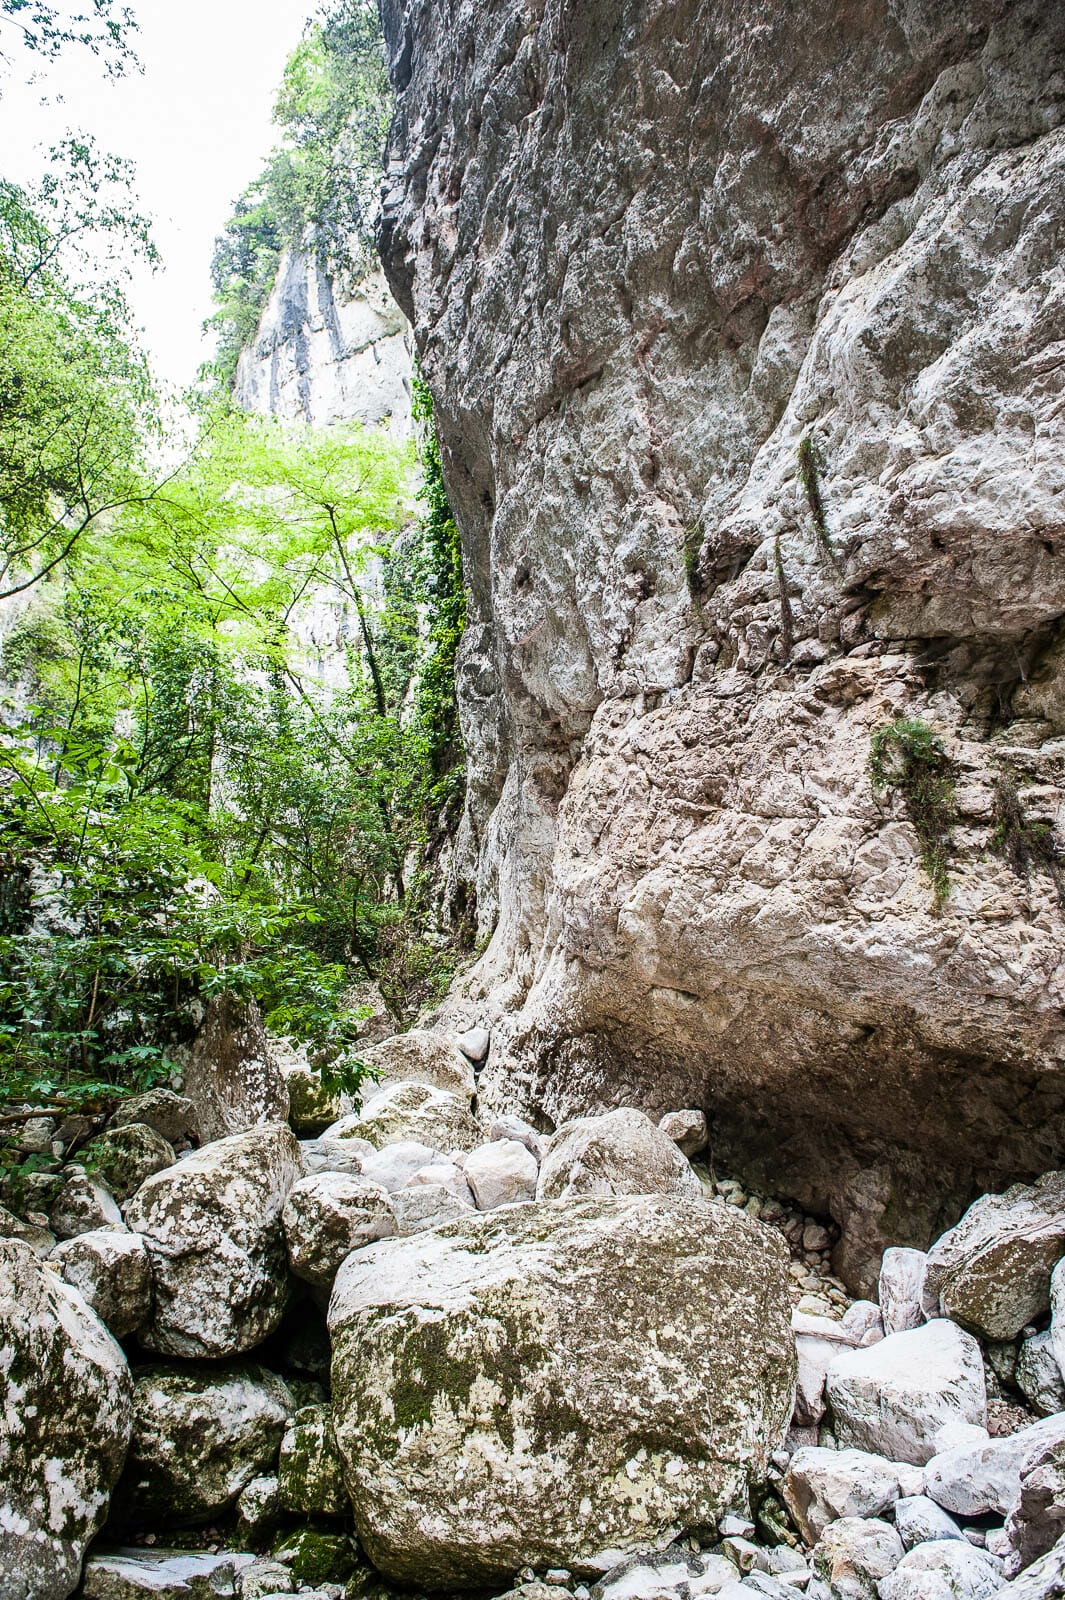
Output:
(377, 0), (1065, 1285)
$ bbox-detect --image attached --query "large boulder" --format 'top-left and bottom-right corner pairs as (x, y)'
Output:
(52, 1227), (151, 1338)
(110, 1088), (199, 1145)
(782, 1447), (904, 1544)
(357, 1030), (476, 1100)
(328, 1193), (795, 1586)
(181, 995), (289, 1143)
(113, 1363), (293, 1525)
(925, 1415), (1065, 1519)
(825, 1320), (986, 1465)
(351, 1080), (482, 1152)
(464, 1138), (539, 1209)
(878, 1542), (1003, 1600)
(282, 1173), (397, 1291)
(0, 1239), (133, 1600)
(536, 1108), (701, 1201)
(809, 1517), (903, 1600)
(124, 1124), (303, 1358)
(1004, 1435), (1065, 1576)
(921, 1176), (1065, 1340)
(82, 1123), (175, 1201)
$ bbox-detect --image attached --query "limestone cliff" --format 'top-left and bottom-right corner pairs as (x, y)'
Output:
(377, 0), (1065, 1285)
(234, 246), (411, 435)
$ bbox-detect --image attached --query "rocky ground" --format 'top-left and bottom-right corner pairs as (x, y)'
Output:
(1, 1003), (1064, 1600)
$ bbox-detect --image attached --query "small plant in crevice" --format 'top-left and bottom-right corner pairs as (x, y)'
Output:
(869, 717), (957, 912)
(798, 435), (835, 561)
(682, 522), (704, 598)
(989, 773), (1064, 901)
(773, 533), (793, 660)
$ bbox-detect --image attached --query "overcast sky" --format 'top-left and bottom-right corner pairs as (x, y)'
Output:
(0, 0), (315, 390)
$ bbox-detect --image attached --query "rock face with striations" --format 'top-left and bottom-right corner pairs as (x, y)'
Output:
(328, 1193), (795, 1586)
(378, 0), (1065, 1280)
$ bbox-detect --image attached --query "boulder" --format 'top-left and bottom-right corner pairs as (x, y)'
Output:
(0, 1239), (132, 1600)
(1015, 1330), (1065, 1417)
(300, 1132), (372, 1177)
(985, 1532), (1065, 1599)
(181, 994), (289, 1144)
(329, 1194), (796, 1585)
(921, 1177), (1065, 1340)
(825, 1320), (986, 1465)
(464, 1138), (539, 1209)
(404, 1159), (475, 1203)
(358, 1139), (446, 1192)
(391, 1184), (473, 1234)
(893, 1494), (966, 1549)
(536, 1108), (701, 1202)
(783, 1447), (904, 1544)
(279, 1061), (343, 1137)
(351, 1080), (482, 1153)
(878, 1541), (1003, 1600)
(1050, 1259), (1065, 1384)
(79, 1548), (256, 1597)
(658, 1110), (710, 1157)
(0, 1199), (54, 1256)
(357, 1029), (476, 1100)
(878, 1249), (927, 1337)
(282, 1173), (396, 1292)
(83, 1123), (176, 1201)
(810, 1517), (903, 1600)
(840, 1301), (884, 1343)
(125, 1124), (303, 1358)
(114, 1363), (292, 1525)
(278, 1404), (346, 1516)
(589, 1550), (740, 1599)
(484, 1114), (546, 1162)
(1004, 1435), (1065, 1576)
(110, 1089), (199, 1146)
(52, 1227), (151, 1338)
(235, 1473), (282, 1547)
(455, 1026), (490, 1063)
(925, 1415), (1065, 1518)
(50, 1171), (124, 1238)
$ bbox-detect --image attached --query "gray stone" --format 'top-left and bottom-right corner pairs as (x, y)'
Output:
(0, 1239), (132, 1600)
(329, 1194), (795, 1585)
(925, 1415), (1065, 1519)
(658, 1110), (710, 1157)
(50, 1171), (125, 1238)
(282, 1172), (396, 1291)
(115, 1363), (292, 1525)
(810, 1516), (903, 1599)
(464, 1138), (539, 1208)
(784, 1446), (905, 1544)
(358, 1139), (446, 1193)
(921, 1177), (1065, 1340)
(1004, 1435), (1065, 1576)
(125, 1123), (304, 1358)
(80, 1549), (256, 1598)
(355, 1029), (475, 1100)
(110, 1089), (199, 1146)
(300, 1133), (373, 1178)
(484, 1114), (546, 1162)
(0, 1199), (54, 1256)
(878, 1541), (1003, 1600)
(537, 1109), (701, 1202)
(825, 1320), (986, 1465)
(456, 1026), (491, 1062)
(879, 1249), (927, 1337)
(893, 1494), (966, 1550)
(235, 1474), (282, 1546)
(985, 1532), (1065, 1598)
(839, 1302), (883, 1344)
(84, 1123), (176, 1201)
(52, 1226), (151, 1337)
(391, 1183), (474, 1234)
(1015, 1329), (1065, 1417)
(278, 1404), (346, 1517)
(351, 1079), (482, 1153)
(1050, 1259), (1065, 1387)
(181, 995), (289, 1144)
(403, 1158), (475, 1203)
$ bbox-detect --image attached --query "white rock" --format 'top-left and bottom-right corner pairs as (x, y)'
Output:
(403, 1160), (475, 1203)
(485, 1114), (546, 1162)
(79, 1547), (256, 1596)
(0, 1239), (132, 1600)
(893, 1493), (966, 1549)
(300, 1133), (372, 1177)
(356, 1029), (476, 1099)
(794, 1349), (828, 1427)
(282, 1172), (396, 1291)
(51, 1227), (151, 1338)
(1015, 1329), (1065, 1416)
(358, 1139), (446, 1193)
(537, 1108), (701, 1201)
(784, 1446), (904, 1544)
(348, 1080), (481, 1152)
(825, 1320), (987, 1465)
(464, 1139), (539, 1209)
(986, 1530), (1065, 1598)
(878, 1540), (1003, 1600)
(455, 1026), (491, 1062)
(810, 1516), (903, 1600)
(1050, 1259), (1065, 1384)
(391, 1184), (474, 1233)
(50, 1172), (125, 1238)
(657, 1110), (710, 1157)
(840, 1301), (884, 1343)
(925, 1414), (1065, 1518)
(879, 1249), (927, 1336)
(1003, 1432), (1065, 1575)
(589, 1549), (740, 1599)
(124, 1124), (303, 1358)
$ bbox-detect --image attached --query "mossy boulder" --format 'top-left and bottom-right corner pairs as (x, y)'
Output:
(84, 1122), (176, 1201)
(349, 1081), (481, 1153)
(275, 1528), (359, 1585)
(278, 1404), (347, 1516)
(357, 1030), (475, 1100)
(328, 1193), (796, 1587)
(113, 1362), (293, 1525)
(0, 1238), (132, 1600)
(282, 1173), (396, 1292)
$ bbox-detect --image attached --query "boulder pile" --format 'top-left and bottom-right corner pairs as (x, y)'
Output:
(1, 1014), (1065, 1600)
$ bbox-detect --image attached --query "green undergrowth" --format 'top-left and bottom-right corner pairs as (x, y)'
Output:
(989, 773), (1064, 899)
(798, 435), (834, 561)
(869, 717), (957, 912)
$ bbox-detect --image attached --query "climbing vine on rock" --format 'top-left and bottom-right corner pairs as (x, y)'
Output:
(869, 717), (957, 911)
(798, 435), (834, 561)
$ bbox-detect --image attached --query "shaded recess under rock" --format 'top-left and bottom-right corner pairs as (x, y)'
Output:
(377, 0), (1065, 1288)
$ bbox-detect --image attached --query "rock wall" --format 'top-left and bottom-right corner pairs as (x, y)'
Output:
(377, 0), (1065, 1273)
(234, 247), (411, 435)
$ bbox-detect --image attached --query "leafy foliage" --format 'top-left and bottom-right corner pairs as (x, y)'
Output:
(989, 773), (1063, 897)
(0, 0), (137, 82)
(798, 435), (834, 560)
(869, 717), (956, 911)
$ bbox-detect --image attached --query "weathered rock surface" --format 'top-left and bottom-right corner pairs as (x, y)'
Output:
(536, 1108), (701, 1202)
(0, 1199), (54, 1256)
(825, 1320), (986, 1464)
(878, 1541), (1003, 1600)
(277, 1404), (346, 1517)
(380, 0), (1065, 1265)
(282, 1172), (396, 1291)
(114, 1363), (292, 1525)
(351, 1080), (481, 1152)
(987, 1532), (1065, 1599)
(52, 1226), (151, 1337)
(181, 996), (289, 1145)
(391, 1183), (473, 1233)
(783, 1447), (904, 1544)
(1015, 1329), (1065, 1417)
(590, 1550), (740, 1599)
(50, 1171), (124, 1238)
(0, 1239), (132, 1600)
(926, 1415), (1065, 1518)
(357, 1139), (446, 1192)
(809, 1516), (903, 1599)
(893, 1494), (966, 1549)
(328, 1193), (795, 1585)
(464, 1137), (539, 1208)
(110, 1089), (199, 1146)
(1050, 1259), (1065, 1383)
(658, 1110), (710, 1158)
(878, 1248), (927, 1337)
(84, 1123), (176, 1201)
(356, 1029), (475, 1100)
(79, 1548), (256, 1598)
(921, 1176), (1065, 1338)
(1005, 1436), (1065, 1576)
(125, 1124), (303, 1357)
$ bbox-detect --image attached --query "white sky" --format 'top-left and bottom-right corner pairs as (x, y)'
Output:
(0, 0), (316, 391)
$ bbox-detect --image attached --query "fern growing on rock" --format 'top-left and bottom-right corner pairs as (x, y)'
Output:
(869, 717), (956, 912)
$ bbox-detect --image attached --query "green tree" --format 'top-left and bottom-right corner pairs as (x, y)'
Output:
(0, 0), (137, 83)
